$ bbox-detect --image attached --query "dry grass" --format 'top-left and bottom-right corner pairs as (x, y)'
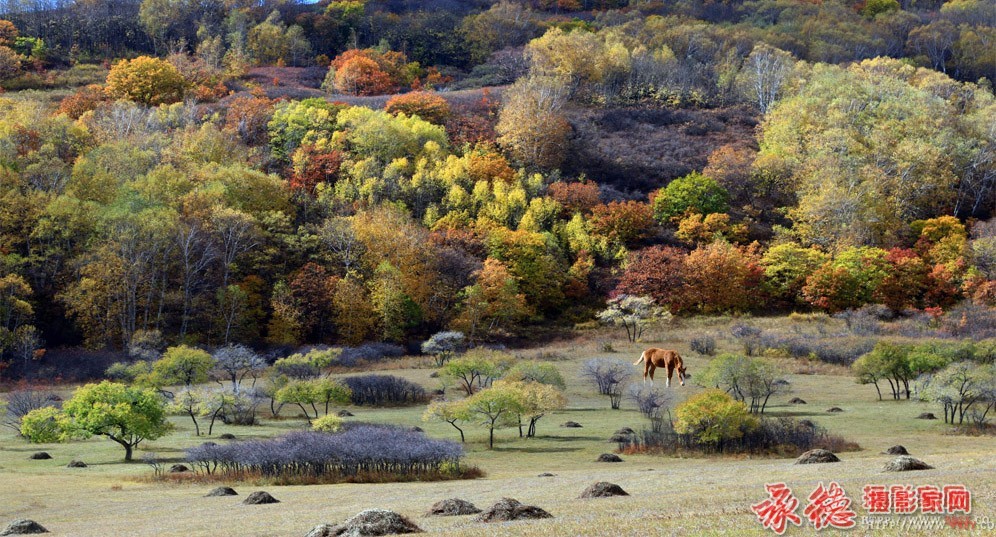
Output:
(1, 320), (994, 536)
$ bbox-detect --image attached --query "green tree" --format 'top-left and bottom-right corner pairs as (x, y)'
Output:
(146, 345), (213, 390)
(462, 385), (525, 448)
(22, 381), (172, 461)
(439, 348), (516, 396)
(423, 399), (470, 442)
(652, 172), (729, 224)
(105, 56), (188, 106)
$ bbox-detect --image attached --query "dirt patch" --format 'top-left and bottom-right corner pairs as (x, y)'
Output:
(242, 491), (279, 505)
(579, 482), (629, 499)
(884, 456), (934, 472)
(308, 509), (423, 536)
(795, 449), (840, 464)
(474, 498), (552, 522)
(426, 498), (481, 517)
(0, 519), (48, 535)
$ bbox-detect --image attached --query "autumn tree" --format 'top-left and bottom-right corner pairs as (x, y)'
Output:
(105, 56), (188, 106)
(597, 294), (670, 343)
(385, 92), (451, 125)
(674, 390), (759, 450)
(615, 246), (688, 313)
(681, 241), (764, 314)
(451, 258), (531, 343)
(496, 75), (570, 170)
(735, 43), (795, 113)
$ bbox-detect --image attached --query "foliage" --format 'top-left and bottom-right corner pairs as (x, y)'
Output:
(105, 56), (188, 106)
(674, 390), (760, 448)
(439, 348), (516, 396)
(421, 331), (466, 366)
(146, 345), (213, 388)
(652, 172), (729, 223)
(385, 92), (451, 125)
(311, 413), (343, 433)
(918, 361), (996, 425)
(22, 381), (172, 460)
(274, 378), (351, 420)
(698, 354), (788, 414)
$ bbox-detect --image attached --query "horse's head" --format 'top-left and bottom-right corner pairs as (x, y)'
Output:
(678, 365), (687, 386)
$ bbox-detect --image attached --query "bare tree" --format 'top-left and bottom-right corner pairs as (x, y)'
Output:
(212, 344), (266, 394)
(582, 358), (632, 409)
(736, 43), (794, 114)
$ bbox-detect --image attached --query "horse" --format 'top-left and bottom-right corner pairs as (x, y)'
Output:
(633, 348), (687, 387)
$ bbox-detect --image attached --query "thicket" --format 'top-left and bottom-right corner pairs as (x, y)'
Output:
(184, 425), (466, 484)
(341, 375), (429, 406)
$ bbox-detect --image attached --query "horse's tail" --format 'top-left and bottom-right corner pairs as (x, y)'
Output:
(634, 350), (646, 365)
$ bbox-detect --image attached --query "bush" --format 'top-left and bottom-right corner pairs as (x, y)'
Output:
(312, 414), (343, 433)
(2, 387), (59, 434)
(690, 335), (717, 356)
(652, 171), (729, 223)
(674, 390), (759, 449)
(271, 355), (320, 379)
(339, 343), (405, 366)
(582, 358), (632, 409)
(185, 425), (464, 483)
(421, 331), (467, 366)
(341, 375), (429, 406)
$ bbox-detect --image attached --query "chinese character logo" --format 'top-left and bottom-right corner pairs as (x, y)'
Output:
(804, 481), (856, 530)
(752, 482), (802, 535)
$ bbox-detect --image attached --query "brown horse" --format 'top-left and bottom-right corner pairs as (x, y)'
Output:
(634, 348), (687, 387)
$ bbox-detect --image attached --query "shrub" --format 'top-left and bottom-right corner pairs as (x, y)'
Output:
(652, 172), (729, 223)
(339, 343), (405, 366)
(312, 414), (343, 433)
(271, 354), (320, 379)
(341, 375), (429, 406)
(185, 425), (464, 483)
(689, 335), (716, 356)
(626, 385), (670, 432)
(674, 390), (759, 449)
(105, 361), (152, 383)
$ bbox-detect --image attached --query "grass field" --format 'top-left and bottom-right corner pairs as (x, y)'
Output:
(1, 319), (994, 536)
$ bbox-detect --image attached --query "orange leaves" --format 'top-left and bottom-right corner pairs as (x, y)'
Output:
(385, 91), (451, 125)
(328, 48), (419, 96)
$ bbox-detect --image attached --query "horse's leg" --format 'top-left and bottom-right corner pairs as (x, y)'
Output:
(649, 364), (655, 387)
(665, 364), (672, 388)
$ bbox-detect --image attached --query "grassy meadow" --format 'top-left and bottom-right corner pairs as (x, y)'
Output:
(1, 317), (994, 536)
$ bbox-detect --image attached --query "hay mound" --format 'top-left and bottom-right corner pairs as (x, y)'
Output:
(537, 473), (555, 477)
(243, 491), (279, 505)
(596, 453), (623, 463)
(66, 460), (87, 468)
(205, 487), (238, 497)
(884, 456), (933, 472)
(0, 519), (48, 535)
(788, 397), (807, 404)
(408, 426), (423, 433)
(426, 499), (481, 517)
(614, 427), (635, 435)
(474, 498), (552, 523)
(219, 433), (236, 440)
(560, 421), (582, 428)
(311, 509), (423, 536)
(28, 452), (52, 460)
(169, 464), (190, 473)
(579, 482), (629, 499)
(337, 410), (354, 417)
(795, 449), (840, 464)
(608, 433), (632, 442)
(917, 412), (937, 420)
(826, 407), (844, 413)
(884, 445), (909, 455)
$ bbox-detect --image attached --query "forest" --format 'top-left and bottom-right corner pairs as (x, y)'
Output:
(0, 0), (994, 380)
